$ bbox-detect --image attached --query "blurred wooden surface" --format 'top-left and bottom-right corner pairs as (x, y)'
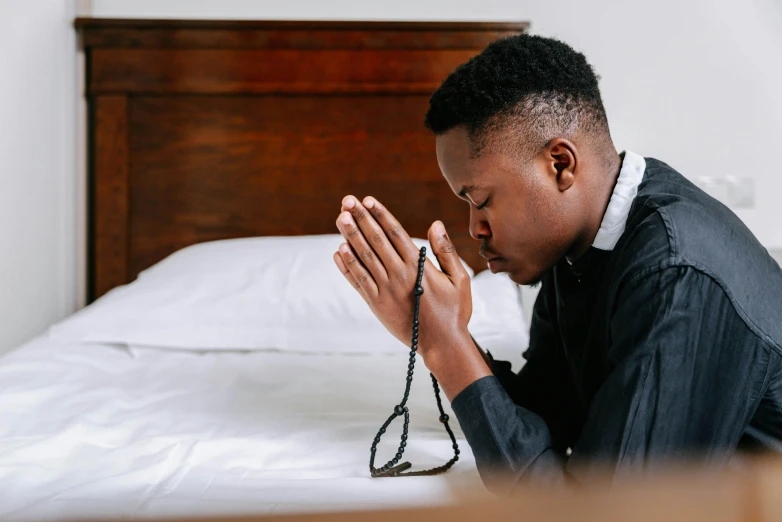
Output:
(78, 19), (528, 301)
(119, 457), (782, 522)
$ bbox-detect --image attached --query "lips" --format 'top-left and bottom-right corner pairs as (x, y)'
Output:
(479, 248), (500, 261)
(480, 247), (505, 272)
(487, 257), (504, 273)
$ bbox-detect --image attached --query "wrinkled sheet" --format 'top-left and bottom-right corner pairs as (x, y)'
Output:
(0, 337), (488, 520)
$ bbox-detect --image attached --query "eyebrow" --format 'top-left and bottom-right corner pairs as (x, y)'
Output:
(458, 184), (478, 197)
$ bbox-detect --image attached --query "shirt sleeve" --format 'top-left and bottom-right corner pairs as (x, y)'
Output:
(487, 279), (583, 453)
(451, 277), (578, 493)
(451, 265), (776, 494)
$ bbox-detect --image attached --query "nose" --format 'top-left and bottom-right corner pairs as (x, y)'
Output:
(468, 207), (491, 241)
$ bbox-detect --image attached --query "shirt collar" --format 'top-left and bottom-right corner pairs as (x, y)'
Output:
(591, 150), (646, 251)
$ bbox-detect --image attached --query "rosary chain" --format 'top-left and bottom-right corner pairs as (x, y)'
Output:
(369, 246), (460, 478)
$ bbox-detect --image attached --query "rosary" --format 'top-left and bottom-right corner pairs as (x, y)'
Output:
(369, 246), (460, 477)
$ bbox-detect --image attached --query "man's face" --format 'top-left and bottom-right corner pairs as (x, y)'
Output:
(436, 127), (575, 285)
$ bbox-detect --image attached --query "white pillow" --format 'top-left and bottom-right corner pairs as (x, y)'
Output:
(468, 269), (528, 370)
(49, 235), (527, 363)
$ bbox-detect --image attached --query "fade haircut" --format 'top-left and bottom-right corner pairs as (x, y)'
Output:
(424, 34), (610, 158)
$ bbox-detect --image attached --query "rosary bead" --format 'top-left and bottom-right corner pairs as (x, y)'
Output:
(452, 443), (459, 450)
(394, 405), (404, 416)
(400, 441), (406, 448)
(414, 320), (419, 326)
(454, 448), (460, 455)
(379, 428), (385, 434)
(413, 285), (424, 296)
(408, 363), (414, 370)
(439, 414), (449, 423)
(401, 433), (407, 441)
(395, 452), (403, 460)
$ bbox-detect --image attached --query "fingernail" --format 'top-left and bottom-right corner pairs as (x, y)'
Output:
(434, 221), (446, 236)
(339, 243), (349, 254)
(340, 212), (352, 225)
(343, 197), (355, 209)
(364, 197), (375, 209)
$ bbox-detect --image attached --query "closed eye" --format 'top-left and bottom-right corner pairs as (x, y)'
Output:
(476, 197), (490, 210)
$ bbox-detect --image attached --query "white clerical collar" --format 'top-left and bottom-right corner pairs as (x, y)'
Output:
(592, 150), (646, 251)
(565, 150), (645, 266)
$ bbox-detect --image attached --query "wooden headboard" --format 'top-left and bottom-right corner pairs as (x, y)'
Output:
(76, 19), (528, 301)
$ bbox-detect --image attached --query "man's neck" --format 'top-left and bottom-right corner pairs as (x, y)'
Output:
(566, 150), (623, 262)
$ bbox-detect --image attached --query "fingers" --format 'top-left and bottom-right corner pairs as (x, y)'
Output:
(341, 196), (404, 273)
(427, 220), (469, 286)
(336, 242), (378, 299)
(333, 251), (363, 295)
(360, 196), (419, 264)
(336, 207), (388, 285)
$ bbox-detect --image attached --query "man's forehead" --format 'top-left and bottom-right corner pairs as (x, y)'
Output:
(437, 129), (479, 176)
(435, 127), (472, 160)
(436, 139), (492, 200)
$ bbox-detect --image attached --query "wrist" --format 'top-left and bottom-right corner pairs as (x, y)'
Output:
(421, 327), (471, 366)
(421, 329), (492, 402)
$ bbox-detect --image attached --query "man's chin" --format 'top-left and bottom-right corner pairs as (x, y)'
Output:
(507, 268), (543, 287)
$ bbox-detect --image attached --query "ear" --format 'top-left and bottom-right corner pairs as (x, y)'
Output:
(545, 139), (578, 192)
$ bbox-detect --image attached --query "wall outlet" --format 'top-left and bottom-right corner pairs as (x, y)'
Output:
(695, 175), (755, 209)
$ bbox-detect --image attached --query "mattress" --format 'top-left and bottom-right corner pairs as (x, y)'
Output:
(0, 336), (489, 520)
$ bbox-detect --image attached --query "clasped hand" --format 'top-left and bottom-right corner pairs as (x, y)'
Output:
(333, 195), (472, 359)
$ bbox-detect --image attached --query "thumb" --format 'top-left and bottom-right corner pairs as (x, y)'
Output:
(428, 221), (468, 283)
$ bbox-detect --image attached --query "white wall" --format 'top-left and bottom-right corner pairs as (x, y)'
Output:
(91, 0), (782, 249)
(0, 0), (79, 353)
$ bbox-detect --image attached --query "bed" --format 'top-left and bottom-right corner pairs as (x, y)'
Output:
(0, 337), (483, 519)
(0, 18), (530, 520)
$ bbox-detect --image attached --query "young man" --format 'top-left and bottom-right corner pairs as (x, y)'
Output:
(332, 34), (782, 494)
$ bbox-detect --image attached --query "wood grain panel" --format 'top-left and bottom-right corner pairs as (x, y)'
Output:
(127, 95), (482, 279)
(92, 95), (129, 299)
(90, 49), (479, 94)
(75, 18), (528, 50)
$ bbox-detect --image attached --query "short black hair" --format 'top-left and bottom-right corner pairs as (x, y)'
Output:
(425, 34), (609, 156)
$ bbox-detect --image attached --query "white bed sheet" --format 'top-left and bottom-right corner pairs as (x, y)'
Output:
(0, 336), (490, 520)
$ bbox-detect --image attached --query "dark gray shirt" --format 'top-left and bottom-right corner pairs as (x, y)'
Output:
(451, 157), (782, 494)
